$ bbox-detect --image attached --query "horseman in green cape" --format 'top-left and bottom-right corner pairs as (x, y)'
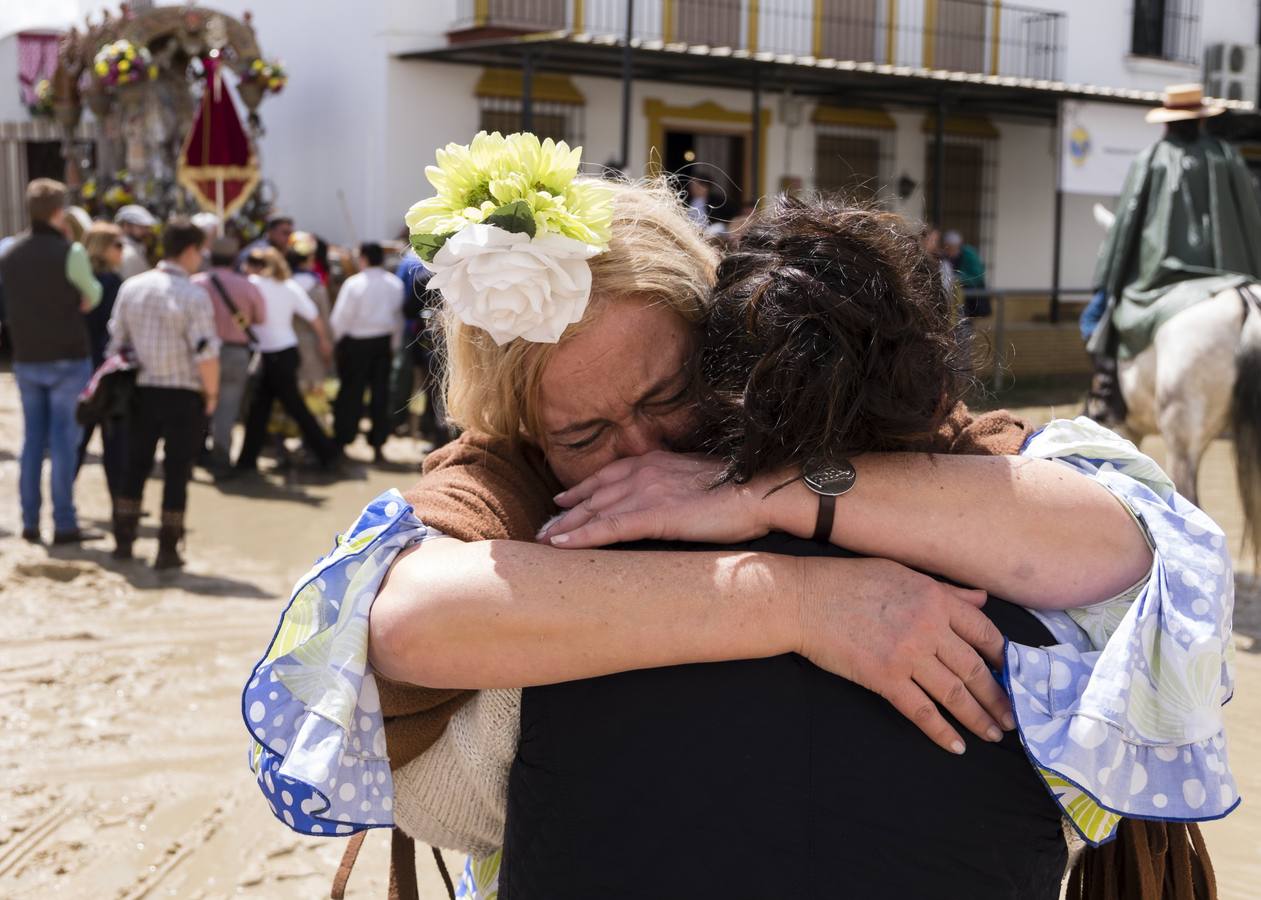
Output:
(1083, 83), (1261, 426)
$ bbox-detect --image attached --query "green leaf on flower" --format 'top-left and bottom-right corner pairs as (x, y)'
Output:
(484, 200), (537, 238)
(410, 232), (451, 263)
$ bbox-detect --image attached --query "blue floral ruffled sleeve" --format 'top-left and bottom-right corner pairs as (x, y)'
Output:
(242, 489), (435, 835)
(1009, 418), (1238, 845)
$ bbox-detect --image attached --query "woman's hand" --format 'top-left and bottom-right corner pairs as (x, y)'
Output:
(798, 557), (1013, 755)
(541, 451), (775, 547)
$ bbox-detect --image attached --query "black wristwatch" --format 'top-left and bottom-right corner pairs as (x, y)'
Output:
(801, 458), (857, 543)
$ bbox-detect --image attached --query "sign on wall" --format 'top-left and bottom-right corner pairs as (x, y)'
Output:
(1060, 100), (1154, 196)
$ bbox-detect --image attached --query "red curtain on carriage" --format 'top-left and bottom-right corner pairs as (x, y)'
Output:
(177, 55), (259, 218)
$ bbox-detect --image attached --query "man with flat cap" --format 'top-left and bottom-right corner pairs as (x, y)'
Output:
(114, 204), (157, 280)
(1083, 83), (1261, 425)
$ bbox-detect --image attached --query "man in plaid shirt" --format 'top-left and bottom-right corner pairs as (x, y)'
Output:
(107, 219), (220, 569)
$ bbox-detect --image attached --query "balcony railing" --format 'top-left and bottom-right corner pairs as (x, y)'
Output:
(450, 0), (1066, 82)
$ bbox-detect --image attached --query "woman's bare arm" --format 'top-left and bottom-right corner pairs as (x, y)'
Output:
(369, 537), (1010, 753)
(542, 452), (1154, 609)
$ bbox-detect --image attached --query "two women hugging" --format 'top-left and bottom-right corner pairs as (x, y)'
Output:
(245, 132), (1233, 900)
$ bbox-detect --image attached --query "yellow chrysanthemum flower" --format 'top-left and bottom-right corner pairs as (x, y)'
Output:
(405, 131), (612, 255)
(118, 59), (131, 73)
(95, 61), (109, 77)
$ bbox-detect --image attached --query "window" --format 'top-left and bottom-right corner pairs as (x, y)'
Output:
(671, 0), (742, 47)
(814, 127), (893, 203)
(478, 96), (584, 146)
(1131, 0), (1201, 64)
(921, 136), (997, 278)
(816, 0), (879, 62)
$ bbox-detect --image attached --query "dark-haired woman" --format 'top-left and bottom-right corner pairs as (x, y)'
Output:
(77, 222), (127, 497)
(249, 187), (1228, 899)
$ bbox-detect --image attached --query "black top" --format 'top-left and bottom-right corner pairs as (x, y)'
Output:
(501, 533), (1066, 900)
(84, 270), (122, 369)
(0, 224), (91, 364)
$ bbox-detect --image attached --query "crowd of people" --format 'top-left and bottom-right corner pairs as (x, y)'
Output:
(0, 178), (448, 569)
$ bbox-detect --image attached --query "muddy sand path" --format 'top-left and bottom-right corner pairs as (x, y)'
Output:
(0, 372), (457, 898)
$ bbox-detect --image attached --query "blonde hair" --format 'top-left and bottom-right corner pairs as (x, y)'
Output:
(247, 245), (292, 281)
(441, 178), (719, 444)
(84, 222), (122, 271)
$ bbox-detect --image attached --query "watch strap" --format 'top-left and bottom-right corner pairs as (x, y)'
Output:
(811, 492), (837, 544)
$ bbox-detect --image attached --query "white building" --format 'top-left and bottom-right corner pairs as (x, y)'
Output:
(3, 1), (1259, 323)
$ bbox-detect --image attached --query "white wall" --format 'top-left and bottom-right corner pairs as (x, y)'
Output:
(0, 34), (25, 125)
(384, 59), (480, 238)
(1040, 0), (1258, 93)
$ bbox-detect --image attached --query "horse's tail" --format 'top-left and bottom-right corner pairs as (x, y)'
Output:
(1232, 286), (1261, 565)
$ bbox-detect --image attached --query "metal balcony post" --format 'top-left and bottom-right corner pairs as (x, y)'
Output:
(522, 48), (534, 133)
(932, 91), (946, 228)
(620, 0), (635, 170)
(751, 63), (763, 200)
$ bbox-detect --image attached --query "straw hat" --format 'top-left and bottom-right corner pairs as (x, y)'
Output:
(1146, 83), (1226, 124)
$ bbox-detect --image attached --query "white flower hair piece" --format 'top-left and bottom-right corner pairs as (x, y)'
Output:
(405, 131), (613, 345)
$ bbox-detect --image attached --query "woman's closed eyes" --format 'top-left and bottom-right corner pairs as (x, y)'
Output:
(555, 372), (692, 452)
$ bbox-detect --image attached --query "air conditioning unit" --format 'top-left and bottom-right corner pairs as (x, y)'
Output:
(1204, 43), (1259, 105)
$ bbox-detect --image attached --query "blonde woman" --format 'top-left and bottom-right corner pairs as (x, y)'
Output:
(76, 221), (127, 496)
(245, 136), (1226, 897)
(234, 247), (338, 474)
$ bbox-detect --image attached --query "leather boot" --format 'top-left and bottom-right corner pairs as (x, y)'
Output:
(112, 498), (141, 560)
(154, 510), (185, 571)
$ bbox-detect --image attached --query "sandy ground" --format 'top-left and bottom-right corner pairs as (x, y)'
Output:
(0, 376), (1257, 898)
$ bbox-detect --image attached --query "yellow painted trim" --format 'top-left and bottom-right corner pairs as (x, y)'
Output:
(642, 98), (772, 197)
(923, 0), (937, 69)
(663, 0), (675, 42)
(990, 0), (1002, 75)
(812, 0), (824, 57)
(573, 0), (585, 33)
(748, 0), (760, 53)
(812, 104), (897, 130)
(921, 113), (1000, 139)
(885, 0), (897, 64)
(475, 67), (586, 105)
(177, 160), (260, 220)
(474, 0), (489, 28)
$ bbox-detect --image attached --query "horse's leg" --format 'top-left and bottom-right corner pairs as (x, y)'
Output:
(1151, 293), (1242, 505)
(1157, 400), (1205, 505)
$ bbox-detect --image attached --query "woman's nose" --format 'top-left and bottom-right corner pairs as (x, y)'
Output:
(616, 422), (668, 458)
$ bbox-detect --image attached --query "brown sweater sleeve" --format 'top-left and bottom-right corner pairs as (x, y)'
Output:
(931, 402), (1033, 456)
(381, 433), (562, 770)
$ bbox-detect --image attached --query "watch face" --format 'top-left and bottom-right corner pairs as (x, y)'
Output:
(803, 459), (857, 497)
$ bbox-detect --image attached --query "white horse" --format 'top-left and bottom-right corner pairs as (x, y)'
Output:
(1095, 206), (1261, 556)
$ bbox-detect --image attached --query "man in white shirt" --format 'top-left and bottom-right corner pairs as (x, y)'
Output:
(329, 242), (404, 463)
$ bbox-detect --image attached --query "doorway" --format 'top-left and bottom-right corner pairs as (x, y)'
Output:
(25, 140), (65, 183)
(663, 128), (748, 224)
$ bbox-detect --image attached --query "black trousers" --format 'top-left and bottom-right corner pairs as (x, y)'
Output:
(120, 387), (204, 513)
(236, 346), (336, 470)
(333, 335), (392, 449)
(77, 417), (129, 498)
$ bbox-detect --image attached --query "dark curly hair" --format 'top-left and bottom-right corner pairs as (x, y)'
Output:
(695, 194), (972, 485)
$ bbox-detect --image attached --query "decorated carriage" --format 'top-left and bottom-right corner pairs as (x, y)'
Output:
(43, 2), (284, 231)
